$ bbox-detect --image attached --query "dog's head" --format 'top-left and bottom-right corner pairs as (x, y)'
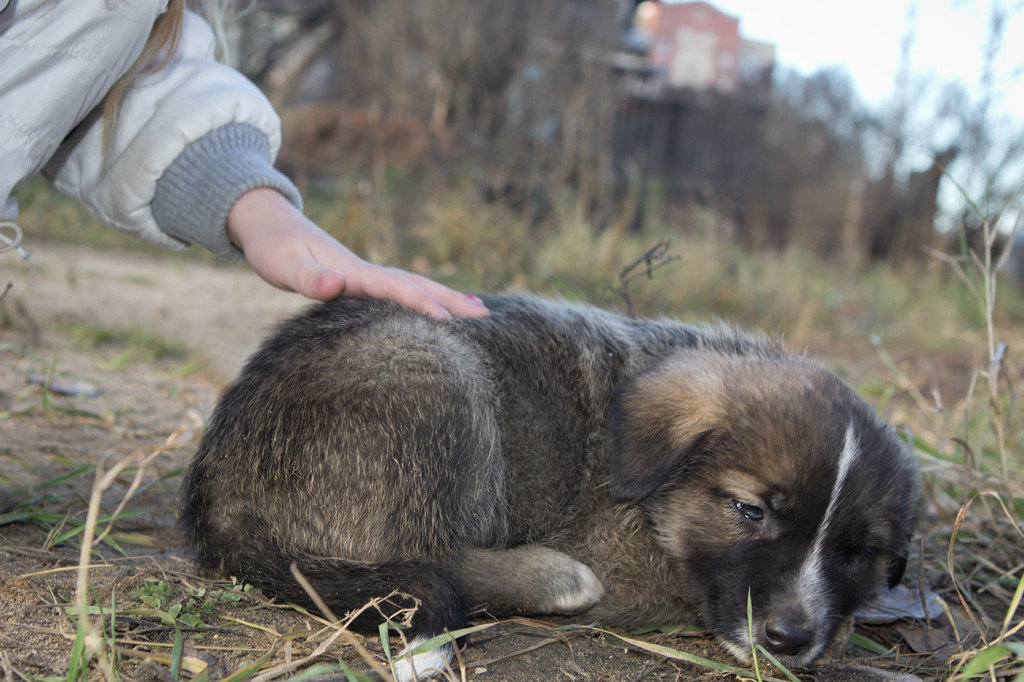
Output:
(607, 350), (919, 666)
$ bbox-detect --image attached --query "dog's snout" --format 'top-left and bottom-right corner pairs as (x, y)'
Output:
(764, 620), (813, 656)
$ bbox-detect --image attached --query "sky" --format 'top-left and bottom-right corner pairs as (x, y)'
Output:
(708, 0), (1024, 113)
(702, 0), (1024, 220)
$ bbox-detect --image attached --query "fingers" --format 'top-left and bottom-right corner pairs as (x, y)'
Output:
(300, 267), (346, 302)
(338, 261), (489, 320)
(404, 272), (489, 318)
(285, 247), (489, 319)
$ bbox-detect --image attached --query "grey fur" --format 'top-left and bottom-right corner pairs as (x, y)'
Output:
(180, 294), (918, 671)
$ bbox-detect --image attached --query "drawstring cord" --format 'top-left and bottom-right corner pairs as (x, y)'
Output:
(0, 221), (32, 260)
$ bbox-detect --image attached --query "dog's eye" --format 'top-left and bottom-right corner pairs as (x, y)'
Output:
(845, 545), (881, 563)
(734, 500), (764, 522)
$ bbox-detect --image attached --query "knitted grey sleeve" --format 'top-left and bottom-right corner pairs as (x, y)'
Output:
(151, 122), (303, 261)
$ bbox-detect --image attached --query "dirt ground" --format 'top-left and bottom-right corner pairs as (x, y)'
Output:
(0, 244), (954, 681)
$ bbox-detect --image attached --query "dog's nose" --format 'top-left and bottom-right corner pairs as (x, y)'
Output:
(764, 620), (813, 656)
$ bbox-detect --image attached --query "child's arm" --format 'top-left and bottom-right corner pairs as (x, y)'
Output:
(45, 10), (279, 253)
(227, 188), (487, 319)
(42, 9), (484, 315)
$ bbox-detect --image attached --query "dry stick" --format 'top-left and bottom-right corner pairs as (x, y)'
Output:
(295, 588), (417, 641)
(449, 632), (468, 682)
(927, 204), (1020, 503)
(75, 457), (146, 678)
(70, 428), (185, 679)
(946, 493), (1024, 682)
(248, 628), (351, 682)
(20, 563), (116, 579)
(976, 215), (1011, 485)
(94, 427), (187, 546)
(43, 510), (74, 553)
(603, 237), (679, 318)
(973, 190), (1022, 490)
(281, 563), (395, 681)
(946, 204), (1024, 675)
(917, 536), (930, 652)
(289, 562), (339, 622)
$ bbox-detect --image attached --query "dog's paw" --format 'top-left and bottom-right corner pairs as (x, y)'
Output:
(391, 637), (453, 682)
(459, 546), (605, 615)
(539, 551), (605, 613)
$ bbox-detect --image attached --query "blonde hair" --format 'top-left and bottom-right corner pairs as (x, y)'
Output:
(101, 0), (187, 149)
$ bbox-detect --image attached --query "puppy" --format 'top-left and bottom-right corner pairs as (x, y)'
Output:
(180, 295), (918, 680)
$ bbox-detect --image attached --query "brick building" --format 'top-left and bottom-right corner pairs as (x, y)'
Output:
(633, 1), (774, 91)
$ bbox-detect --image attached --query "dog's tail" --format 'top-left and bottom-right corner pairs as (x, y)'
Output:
(201, 540), (466, 680)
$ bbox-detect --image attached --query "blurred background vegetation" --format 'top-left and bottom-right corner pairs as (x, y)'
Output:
(237, 0), (1022, 264)
(15, 0), (1024, 341)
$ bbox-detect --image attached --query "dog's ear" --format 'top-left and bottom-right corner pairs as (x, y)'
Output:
(886, 553), (908, 589)
(606, 359), (724, 502)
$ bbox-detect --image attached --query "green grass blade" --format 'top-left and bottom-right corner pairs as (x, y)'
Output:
(65, 613), (90, 681)
(755, 645), (802, 682)
(959, 643), (1011, 679)
(1002, 572), (1024, 633)
(566, 624), (756, 675)
(32, 465), (95, 492)
(51, 404), (105, 420)
(379, 621), (395, 678)
(0, 510), (31, 525)
(747, 590), (762, 682)
(404, 621), (499, 656)
(1003, 642), (1024, 658)
(169, 624), (184, 678)
(335, 660), (376, 682)
(1, 464), (94, 515)
(849, 631), (892, 655)
(287, 662), (353, 681)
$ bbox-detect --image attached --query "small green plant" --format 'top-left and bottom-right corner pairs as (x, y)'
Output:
(131, 579), (248, 628)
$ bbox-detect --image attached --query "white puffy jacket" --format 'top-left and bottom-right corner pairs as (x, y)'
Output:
(0, 0), (289, 253)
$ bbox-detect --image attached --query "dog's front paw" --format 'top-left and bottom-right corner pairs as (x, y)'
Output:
(459, 546), (605, 615)
(391, 637), (453, 682)
(546, 554), (605, 612)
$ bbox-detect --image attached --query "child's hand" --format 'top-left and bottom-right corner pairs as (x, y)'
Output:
(227, 188), (488, 319)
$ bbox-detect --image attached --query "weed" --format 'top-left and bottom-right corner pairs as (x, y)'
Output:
(908, 196), (1024, 679)
(131, 579), (247, 628)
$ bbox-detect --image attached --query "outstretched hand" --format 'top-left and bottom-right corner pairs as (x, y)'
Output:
(227, 188), (488, 319)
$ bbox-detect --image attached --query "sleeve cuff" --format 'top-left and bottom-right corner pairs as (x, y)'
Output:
(151, 122), (303, 261)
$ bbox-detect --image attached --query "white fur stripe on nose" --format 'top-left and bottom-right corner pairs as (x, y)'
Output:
(794, 422), (859, 661)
